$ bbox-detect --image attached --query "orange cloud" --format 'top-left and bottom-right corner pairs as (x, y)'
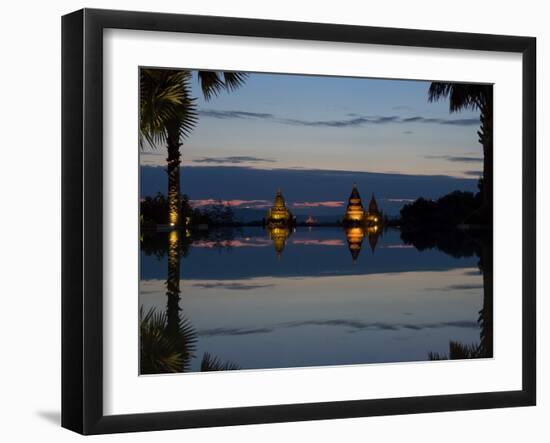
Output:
(292, 201), (345, 208)
(292, 239), (344, 246)
(190, 199), (271, 208)
(192, 238), (272, 248)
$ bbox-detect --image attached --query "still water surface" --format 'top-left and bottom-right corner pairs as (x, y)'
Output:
(140, 227), (490, 372)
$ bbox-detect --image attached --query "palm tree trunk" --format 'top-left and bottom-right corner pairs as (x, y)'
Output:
(165, 129), (182, 341)
(166, 133), (182, 227)
(478, 237), (493, 357)
(478, 94), (493, 224)
(165, 230), (181, 339)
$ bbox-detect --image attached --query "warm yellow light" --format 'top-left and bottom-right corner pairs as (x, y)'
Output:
(347, 210), (363, 221)
(169, 230), (179, 243)
(169, 209), (178, 226)
(346, 227), (364, 241)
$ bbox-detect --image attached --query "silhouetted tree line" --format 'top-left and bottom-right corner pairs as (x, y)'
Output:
(400, 228), (480, 259)
(140, 227), (240, 258)
(141, 193), (235, 228)
(399, 190), (488, 229)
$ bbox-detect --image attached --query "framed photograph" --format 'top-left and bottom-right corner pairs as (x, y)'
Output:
(62, 8), (536, 435)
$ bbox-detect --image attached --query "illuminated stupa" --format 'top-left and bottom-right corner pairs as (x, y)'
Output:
(343, 184), (365, 225)
(343, 185), (383, 227)
(266, 189), (293, 227)
(365, 193), (381, 226)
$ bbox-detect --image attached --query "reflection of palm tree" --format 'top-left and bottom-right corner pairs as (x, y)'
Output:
(477, 237), (493, 357)
(428, 341), (480, 361)
(140, 307), (241, 373)
(428, 83), (493, 218)
(140, 229), (242, 373)
(140, 229), (194, 374)
(140, 306), (197, 374)
(166, 230), (182, 339)
(140, 69), (246, 226)
(201, 352), (240, 371)
(428, 235), (493, 361)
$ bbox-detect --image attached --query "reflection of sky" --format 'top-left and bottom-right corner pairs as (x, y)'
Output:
(139, 228), (485, 370)
(140, 72), (483, 178)
(140, 228), (478, 280)
(140, 269), (483, 370)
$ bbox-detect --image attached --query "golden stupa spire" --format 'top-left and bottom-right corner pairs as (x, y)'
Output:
(344, 184), (365, 224)
(266, 189), (292, 227)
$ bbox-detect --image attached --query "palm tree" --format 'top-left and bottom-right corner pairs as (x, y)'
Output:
(140, 69), (196, 227)
(200, 352), (241, 371)
(140, 305), (241, 374)
(196, 71), (247, 101)
(428, 341), (482, 361)
(428, 83), (493, 222)
(139, 306), (197, 374)
(140, 69), (247, 227)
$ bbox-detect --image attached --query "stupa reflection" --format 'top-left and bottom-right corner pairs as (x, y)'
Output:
(345, 227), (364, 262)
(344, 225), (381, 261)
(367, 225), (381, 253)
(268, 226), (292, 257)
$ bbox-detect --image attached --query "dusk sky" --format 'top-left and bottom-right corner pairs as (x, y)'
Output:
(140, 71), (484, 217)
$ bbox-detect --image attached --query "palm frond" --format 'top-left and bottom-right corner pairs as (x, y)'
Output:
(428, 351), (447, 360)
(222, 72), (248, 92)
(428, 82), (491, 113)
(448, 341), (480, 359)
(197, 70), (248, 101)
(139, 306), (198, 374)
(428, 340), (484, 362)
(139, 68), (197, 149)
(200, 352), (240, 372)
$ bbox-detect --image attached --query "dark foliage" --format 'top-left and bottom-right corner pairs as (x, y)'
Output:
(200, 352), (241, 372)
(139, 69), (197, 149)
(197, 71), (248, 101)
(428, 82), (493, 219)
(423, 232), (493, 362)
(400, 190), (482, 228)
(140, 307), (243, 374)
(140, 230), (191, 259)
(140, 193), (236, 227)
(429, 341), (487, 361)
(400, 228), (481, 259)
(140, 306), (198, 374)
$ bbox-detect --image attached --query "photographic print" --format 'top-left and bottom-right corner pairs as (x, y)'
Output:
(139, 68), (493, 375)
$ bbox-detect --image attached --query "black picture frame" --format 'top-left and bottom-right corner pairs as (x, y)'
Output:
(62, 8), (536, 435)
